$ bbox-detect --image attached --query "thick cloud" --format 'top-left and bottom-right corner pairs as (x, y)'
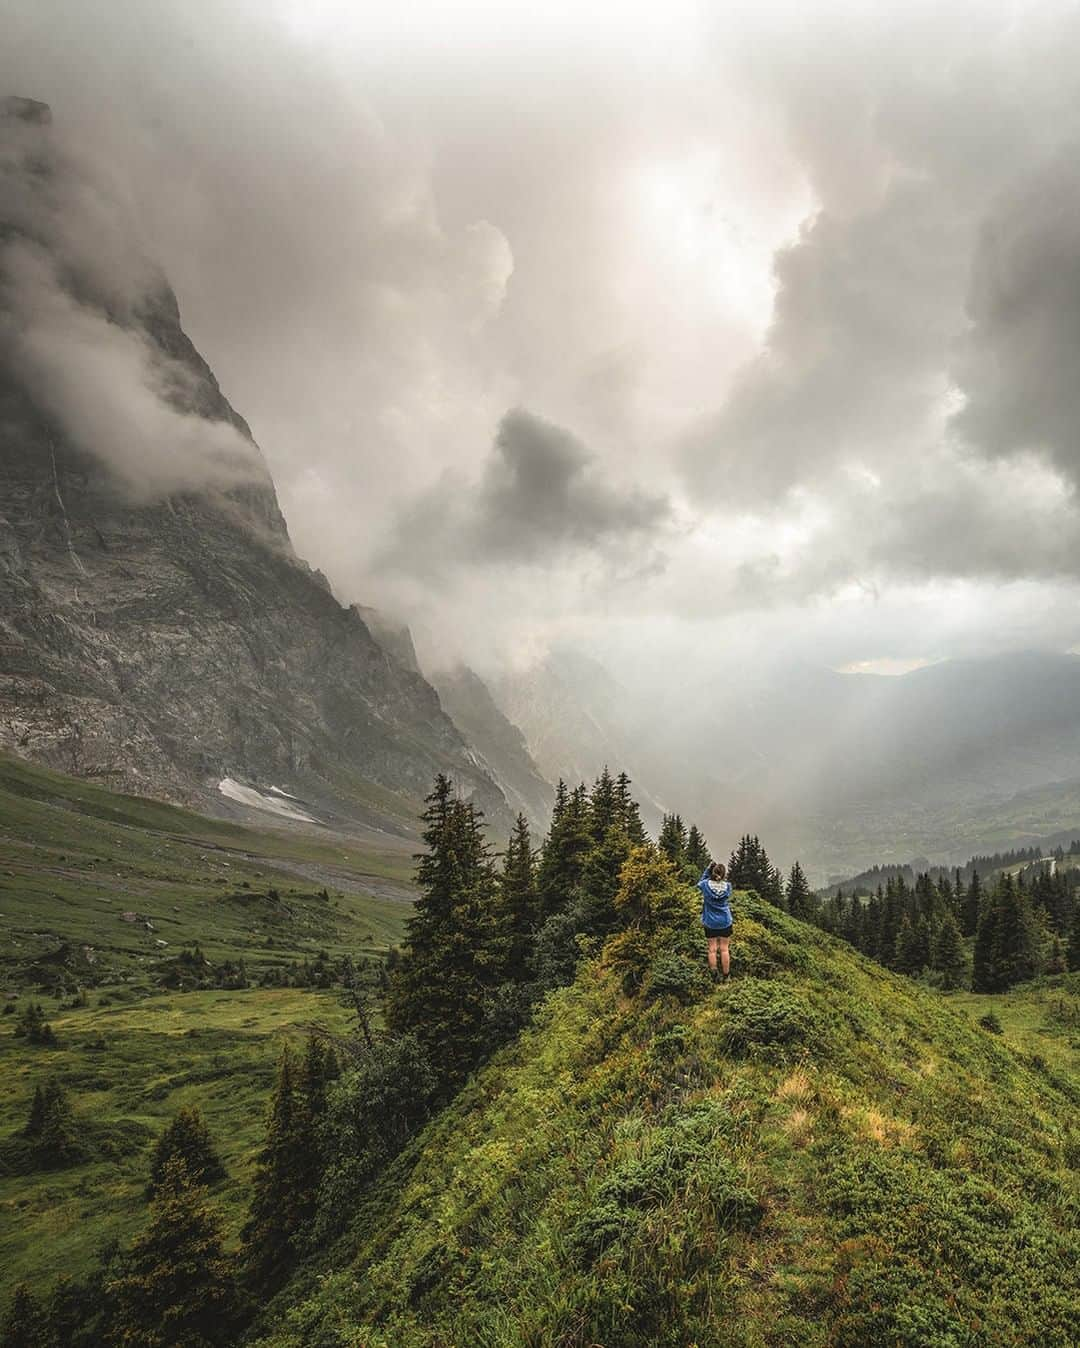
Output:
(379, 407), (671, 578)
(0, 98), (263, 498)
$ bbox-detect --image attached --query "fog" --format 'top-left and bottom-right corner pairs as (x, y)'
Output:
(5, 0), (1080, 785)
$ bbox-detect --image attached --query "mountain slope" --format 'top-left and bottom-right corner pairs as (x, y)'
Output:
(0, 97), (511, 834)
(431, 664), (554, 830)
(252, 895), (1079, 1347)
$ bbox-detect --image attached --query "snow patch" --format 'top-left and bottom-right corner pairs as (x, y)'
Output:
(218, 777), (318, 823)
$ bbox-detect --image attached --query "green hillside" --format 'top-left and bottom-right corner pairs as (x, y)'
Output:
(252, 894), (1079, 1348)
(0, 754), (413, 1299)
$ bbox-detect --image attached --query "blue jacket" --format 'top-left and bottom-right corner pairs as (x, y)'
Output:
(697, 867), (733, 929)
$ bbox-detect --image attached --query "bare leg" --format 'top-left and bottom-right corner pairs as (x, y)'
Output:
(718, 936), (730, 977)
(707, 936), (718, 972)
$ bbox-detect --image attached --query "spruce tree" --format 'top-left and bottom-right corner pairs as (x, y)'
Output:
(893, 914), (921, 975)
(578, 823), (633, 935)
(972, 884), (1000, 992)
(613, 772), (647, 845)
(535, 783), (593, 921)
(657, 814), (688, 869)
(932, 911), (968, 990)
(499, 813), (539, 981)
(385, 780), (503, 1083)
(991, 875), (1039, 991)
(242, 1047), (309, 1290)
(1069, 897), (1080, 973)
(685, 824), (711, 873)
(107, 1156), (237, 1347)
(148, 1106), (225, 1197)
(785, 861), (814, 921)
(961, 869), (983, 938)
(24, 1079), (80, 1167)
(588, 768), (619, 845)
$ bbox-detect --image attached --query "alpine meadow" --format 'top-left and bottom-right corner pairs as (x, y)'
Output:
(3, 3), (1080, 1346)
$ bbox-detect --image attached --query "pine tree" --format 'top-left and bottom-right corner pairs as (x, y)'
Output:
(613, 772), (647, 845)
(23, 1078), (80, 1167)
(1069, 896), (1080, 973)
(893, 914), (921, 975)
(657, 814), (688, 869)
(932, 911), (968, 990)
(578, 823), (633, 935)
(107, 1156), (237, 1347)
(685, 824), (711, 873)
(385, 780), (503, 1082)
(991, 875), (1039, 991)
(535, 783), (593, 921)
(2, 1283), (45, 1348)
(961, 869), (983, 938)
(499, 813), (539, 980)
(148, 1106), (225, 1197)
(588, 768), (618, 845)
(785, 861), (814, 921)
(728, 835), (785, 907)
(972, 883), (999, 992)
(242, 1047), (309, 1290)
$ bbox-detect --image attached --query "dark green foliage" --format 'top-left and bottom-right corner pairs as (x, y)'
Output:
(105, 1156), (238, 1347)
(979, 1010), (1004, 1034)
(21, 1079), (82, 1168)
(578, 823), (633, 935)
(498, 813), (538, 981)
(2, 1283), (46, 1348)
(147, 1106), (225, 1197)
(1069, 897), (1080, 972)
(657, 813), (688, 869)
(315, 1034), (436, 1238)
(960, 867), (983, 937)
(529, 898), (592, 992)
(535, 783), (593, 922)
(385, 777), (502, 1086)
(241, 1047), (310, 1291)
(613, 771), (647, 845)
(717, 979), (815, 1056)
(785, 860), (814, 921)
(973, 873), (1039, 992)
(684, 824), (710, 873)
(12, 1004), (55, 1046)
(645, 948), (709, 1005)
(931, 911), (968, 989)
(728, 834), (784, 907)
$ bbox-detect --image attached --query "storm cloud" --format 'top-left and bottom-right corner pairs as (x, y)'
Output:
(5, 0), (1080, 672)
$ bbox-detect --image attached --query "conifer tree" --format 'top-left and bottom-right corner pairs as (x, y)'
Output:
(385, 779), (503, 1082)
(961, 869), (983, 938)
(148, 1106), (225, 1197)
(535, 783), (593, 921)
(588, 768), (619, 845)
(785, 861), (814, 921)
(23, 1078), (80, 1167)
(2, 1283), (45, 1348)
(579, 823), (633, 935)
(242, 1047), (309, 1290)
(658, 814), (688, 869)
(893, 913), (922, 974)
(728, 835), (785, 907)
(613, 772), (647, 845)
(931, 910), (968, 989)
(972, 885), (1000, 993)
(685, 824), (711, 873)
(107, 1156), (237, 1347)
(499, 813), (539, 980)
(990, 874), (1039, 991)
(1069, 897), (1080, 973)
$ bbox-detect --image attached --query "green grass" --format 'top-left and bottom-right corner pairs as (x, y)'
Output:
(0, 752), (412, 988)
(252, 896), (1080, 1348)
(0, 753), (415, 1300)
(0, 987), (354, 1290)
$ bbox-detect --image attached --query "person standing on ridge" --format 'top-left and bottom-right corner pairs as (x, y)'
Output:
(698, 860), (733, 981)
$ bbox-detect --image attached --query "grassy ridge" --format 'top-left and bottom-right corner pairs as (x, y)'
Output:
(253, 895), (1080, 1348)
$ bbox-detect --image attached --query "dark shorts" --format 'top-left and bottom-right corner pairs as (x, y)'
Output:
(704, 924), (733, 939)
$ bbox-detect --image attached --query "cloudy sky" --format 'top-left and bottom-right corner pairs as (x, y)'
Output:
(5, 0), (1080, 688)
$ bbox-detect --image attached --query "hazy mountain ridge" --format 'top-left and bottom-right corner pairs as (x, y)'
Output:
(0, 97), (512, 834)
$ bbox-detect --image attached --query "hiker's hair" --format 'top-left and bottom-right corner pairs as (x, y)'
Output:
(709, 861), (726, 881)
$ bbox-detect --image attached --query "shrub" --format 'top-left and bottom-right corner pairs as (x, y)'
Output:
(645, 950), (709, 1005)
(979, 1011), (1004, 1035)
(717, 980), (815, 1056)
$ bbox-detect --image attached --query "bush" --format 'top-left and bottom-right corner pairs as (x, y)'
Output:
(645, 950), (709, 1005)
(979, 1011), (1004, 1035)
(717, 980), (815, 1056)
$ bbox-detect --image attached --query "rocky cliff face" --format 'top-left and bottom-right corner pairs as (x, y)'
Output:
(431, 664), (554, 831)
(0, 97), (511, 832)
